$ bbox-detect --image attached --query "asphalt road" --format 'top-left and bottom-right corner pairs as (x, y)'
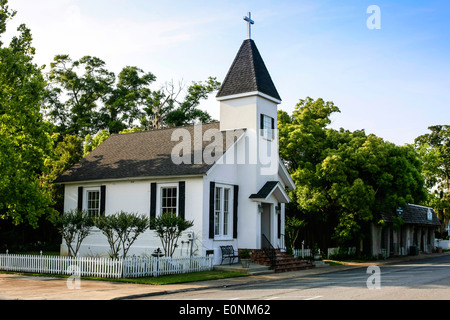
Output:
(141, 254), (450, 300)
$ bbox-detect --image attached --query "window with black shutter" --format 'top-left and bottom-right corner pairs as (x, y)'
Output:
(260, 114), (274, 140)
(210, 182), (235, 240)
(233, 185), (239, 239)
(150, 182), (157, 220)
(178, 181), (185, 220)
(209, 181), (215, 239)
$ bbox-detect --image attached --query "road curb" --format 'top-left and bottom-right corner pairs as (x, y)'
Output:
(112, 265), (366, 300)
(114, 252), (450, 300)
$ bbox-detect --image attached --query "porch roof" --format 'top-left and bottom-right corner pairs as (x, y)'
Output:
(249, 181), (291, 203)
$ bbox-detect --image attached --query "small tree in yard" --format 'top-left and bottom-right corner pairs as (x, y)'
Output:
(52, 210), (93, 257)
(151, 212), (194, 257)
(95, 211), (149, 259)
(285, 216), (306, 255)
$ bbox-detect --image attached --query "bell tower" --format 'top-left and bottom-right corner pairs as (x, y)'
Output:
(216, 12), (281, 134)
(216, 37), (281, 133)
(216, 23), (281, 179)
(213, 13), (289, 251)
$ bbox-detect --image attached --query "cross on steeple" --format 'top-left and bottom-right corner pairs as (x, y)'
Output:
(243, 12), (254, 39)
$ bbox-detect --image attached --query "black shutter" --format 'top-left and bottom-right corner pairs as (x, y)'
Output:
(209, 181), (215, 239)
(77, 186), (83, 212)
(260, 113), (264, 135)
(150, 183), (157, 220)
(277, 202), (281, 239)
(100, 185), (106, 216)
(178, 181), (185, 220)
(233, 185), (239, 239)
(271, 117), (275, 139)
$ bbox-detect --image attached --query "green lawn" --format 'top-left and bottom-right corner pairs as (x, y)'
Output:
(110, 270), (249, 285)
(322, 260), (347, 266)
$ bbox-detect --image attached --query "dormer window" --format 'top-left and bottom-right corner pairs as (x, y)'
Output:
(260, 114), (274, 140)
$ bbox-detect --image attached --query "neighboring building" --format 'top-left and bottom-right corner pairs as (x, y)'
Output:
(55, 37), (295, 264)
(370, 204), (441, 257)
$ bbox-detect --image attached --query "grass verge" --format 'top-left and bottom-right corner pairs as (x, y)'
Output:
(112, 270), (249, 285)
(323, 259), (348, 266)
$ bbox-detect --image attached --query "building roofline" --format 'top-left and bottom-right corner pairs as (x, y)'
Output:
(216, 90), (281, 104)
(54, 173), (206, 185)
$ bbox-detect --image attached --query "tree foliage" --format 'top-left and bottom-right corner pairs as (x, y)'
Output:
(162, 77), (220, 128)
(83, 129), (110, 156)
(102, 66), (156, 133)
(44, 55), (116, 137)
(285, 216), (306, 254)
(94, 211), (150, 259)
(415, 125), (450, 231)
(279, 97), (426, 250)
(0, 1), (56, 227)
(44, 54), (219, 136)
(52, 209), (94, 257)
(140, 76), (220, 129)
(42, 134), (83, 211)
(151, 212), (194, 257)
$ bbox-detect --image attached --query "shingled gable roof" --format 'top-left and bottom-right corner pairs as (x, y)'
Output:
(381, 204), (441, 226)
(216, 39), (281, 102)
(55, 122), (245, 183)
(249, 181), (278, 199)
(249, 181), (290, 203)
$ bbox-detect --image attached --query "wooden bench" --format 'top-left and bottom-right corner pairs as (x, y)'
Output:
(220, 245), (239, 265)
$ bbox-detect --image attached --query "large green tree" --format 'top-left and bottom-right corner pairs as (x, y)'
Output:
(0, 1), (56, 227)
(42, 134), (83, 212)
(44, 54), (116, 137)
(100, 66), (156, 133)
(141, 76), (220, 129)
(279, 97), (426, 252)
(45, 54), (220, 136)
(415, 125), (450, 233)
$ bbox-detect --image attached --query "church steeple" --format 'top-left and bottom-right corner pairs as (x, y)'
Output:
(217, 13), (280, 140)
(216, 39), (281, 103)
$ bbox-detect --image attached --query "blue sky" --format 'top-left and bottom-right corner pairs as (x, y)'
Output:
(6, 0), (450, 145)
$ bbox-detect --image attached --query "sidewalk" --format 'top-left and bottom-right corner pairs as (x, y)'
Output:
(0, 252), (448, 300)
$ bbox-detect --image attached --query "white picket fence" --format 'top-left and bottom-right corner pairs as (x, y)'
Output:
(0, 253), (214, 278)
(435, 239), (450, 249)
(123, 255), (214, 278)
(292, 248), (312, 258)
(0, 254), (123, 278)
(292, 247), (357, 259)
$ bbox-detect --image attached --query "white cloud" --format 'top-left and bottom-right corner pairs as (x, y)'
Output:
(6, 1), (210, 71)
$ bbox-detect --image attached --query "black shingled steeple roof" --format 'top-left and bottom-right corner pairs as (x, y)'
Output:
(216, 39), (281, 101)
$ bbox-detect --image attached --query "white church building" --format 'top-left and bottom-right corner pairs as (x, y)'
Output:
(56, 21), (295, 265)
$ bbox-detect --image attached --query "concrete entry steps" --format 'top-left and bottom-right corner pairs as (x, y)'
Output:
(215, 249), (315, 274)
